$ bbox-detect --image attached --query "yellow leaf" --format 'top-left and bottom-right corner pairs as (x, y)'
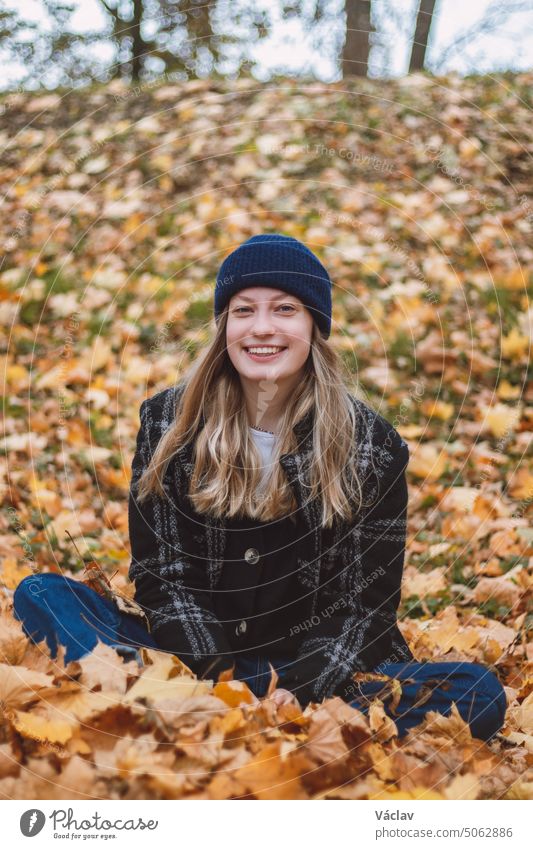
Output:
(0, 557), (33, 590)
(472, 575), (521, 608)
(124, 653), (210, 705)
(46, 685), (121, 721)
(422, 607), (480, 653)
(501, 327), (529, 360)
(46, 510), (83, 541)
(370, 786), (445, 800)
(497, 379), (521, 399)
(368, 701), (398, 742)
(421, 399), (454, 421)
(483, 638), (503, 664)
(13, 709), (73, 744)
(508, 691), (533, 734)
(233, 741), (309, 800)
(499, 267), (526, 291)
(440, 486), (481, 512)
(0, 613), (30, 665)
(508, 467), (533, 500)
(445, 773), (480, 800)
(30, 488), (62, 516)
(407, 443), (447, 481)
(402, 566), (447, 598)
(481, 402), (521, 438)
(6, 364), (30, 390)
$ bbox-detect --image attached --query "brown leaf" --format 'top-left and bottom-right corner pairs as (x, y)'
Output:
(306, 697), (370, 764)
(78, 640), (139, 694)
(232, 741), (311, 800)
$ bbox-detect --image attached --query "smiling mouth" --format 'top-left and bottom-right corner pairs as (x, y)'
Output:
(243, 346), (288, 359)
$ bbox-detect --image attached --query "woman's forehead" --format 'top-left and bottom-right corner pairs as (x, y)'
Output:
(230, 287), (300, 303)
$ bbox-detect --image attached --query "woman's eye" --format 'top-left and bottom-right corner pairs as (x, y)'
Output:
(234, 305), (294, 313)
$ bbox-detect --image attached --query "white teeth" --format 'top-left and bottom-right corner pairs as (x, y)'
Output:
(246, 347), (285, 354)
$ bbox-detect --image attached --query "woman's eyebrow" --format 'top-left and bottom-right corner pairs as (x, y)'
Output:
(233, 294), (297, 303)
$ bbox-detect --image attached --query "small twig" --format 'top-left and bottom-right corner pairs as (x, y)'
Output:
(65, 530), (90, 566)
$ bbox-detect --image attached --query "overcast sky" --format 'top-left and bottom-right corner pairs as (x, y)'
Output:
(3, 0), (533, 89)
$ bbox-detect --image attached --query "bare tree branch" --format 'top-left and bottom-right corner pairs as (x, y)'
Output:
(431, 0), (533, 72)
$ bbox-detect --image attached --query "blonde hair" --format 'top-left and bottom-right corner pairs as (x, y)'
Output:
(136, 306), (365, 528)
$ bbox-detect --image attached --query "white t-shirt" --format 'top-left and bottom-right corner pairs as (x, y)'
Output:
(249, 426), (276, 492)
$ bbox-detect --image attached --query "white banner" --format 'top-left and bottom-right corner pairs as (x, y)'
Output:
(3, 799), (530, 848)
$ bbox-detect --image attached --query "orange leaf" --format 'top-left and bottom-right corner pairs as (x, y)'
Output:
(213, 680), (256, 707)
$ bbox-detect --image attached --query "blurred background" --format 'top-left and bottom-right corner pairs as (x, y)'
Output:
(2, 0), (533, 89)
(0, 0), (532, 800)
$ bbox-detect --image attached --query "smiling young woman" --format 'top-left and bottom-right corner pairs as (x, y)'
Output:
(12, 233), (507, 740)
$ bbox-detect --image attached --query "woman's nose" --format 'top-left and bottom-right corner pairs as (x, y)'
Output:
(251, 308), (275, 333)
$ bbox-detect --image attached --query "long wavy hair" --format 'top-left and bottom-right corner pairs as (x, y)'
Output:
(136, 305), (366, 528)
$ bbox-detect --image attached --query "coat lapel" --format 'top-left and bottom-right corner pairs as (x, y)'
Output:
(170, 396), (325, 592)
(279, 408), (325, 593)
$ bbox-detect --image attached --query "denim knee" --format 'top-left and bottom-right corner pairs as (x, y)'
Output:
(459, 662), (507, 741)
(14, 572), (59, 603)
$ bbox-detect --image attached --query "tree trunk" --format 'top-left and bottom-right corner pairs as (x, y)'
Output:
(342, 0), (374, 78)
(130, 0), (145, 81)
(409, 0), (436, 72)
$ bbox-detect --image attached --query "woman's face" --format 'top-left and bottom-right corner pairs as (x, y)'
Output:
(225, 287), (314, 386)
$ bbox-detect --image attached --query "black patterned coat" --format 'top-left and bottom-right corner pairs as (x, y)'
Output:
(128, 381), (414, 705)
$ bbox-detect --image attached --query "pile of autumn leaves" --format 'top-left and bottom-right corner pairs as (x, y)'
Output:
(0, 597), (531, 800)
(0, 70), (532, 798)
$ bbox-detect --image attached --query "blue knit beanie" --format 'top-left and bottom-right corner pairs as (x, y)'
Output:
(214, 233), (332, 339)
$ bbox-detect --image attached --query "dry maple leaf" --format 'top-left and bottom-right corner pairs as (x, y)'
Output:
(306, 697), (371, 765)
(507, 466), (533, 500)
(0, 663), (56, 711)
(0, 742), (20, 780)
(213, 679), (257, 708)
(113, 733), (166, 778)
(390, 747), (451, 793)
(11, 708), (74, 745)
(505, 690), (533, 735)
(473, 574), (522, 609)
(124, 656), (212, 706)
(0, 556), (32, 591)
(351, 671), (404, 715)
(415, 702), (473, 745)
(368, 700), (398, 742)
(228, 740), (311, 800)
(371, 785), (446, 800)
(0, 610), (31, 665)
(43, 682), (121, 722)
(78, 640), (140, 694)
(155, 693), (227, 729)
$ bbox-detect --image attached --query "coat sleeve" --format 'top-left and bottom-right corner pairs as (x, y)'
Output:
(280, 432), (411, 706)
(128, 398), (236, 680)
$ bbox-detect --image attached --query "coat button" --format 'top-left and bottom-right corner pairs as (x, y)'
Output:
(244, 547), (260, 564)
(235, 619), (247, 635)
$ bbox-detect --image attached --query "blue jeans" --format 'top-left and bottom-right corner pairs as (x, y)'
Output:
(13, 573), (507, 741)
